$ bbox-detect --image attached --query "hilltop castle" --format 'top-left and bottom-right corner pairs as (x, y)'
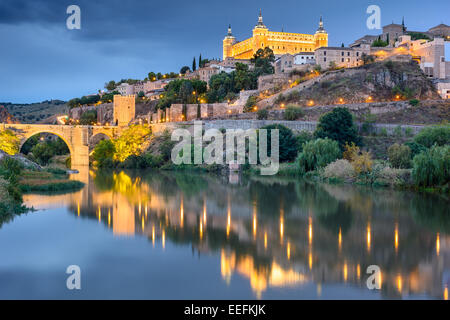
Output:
(223, 10), (328, 60)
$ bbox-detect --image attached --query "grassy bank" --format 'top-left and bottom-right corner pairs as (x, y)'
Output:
(18, 169), (84, 193)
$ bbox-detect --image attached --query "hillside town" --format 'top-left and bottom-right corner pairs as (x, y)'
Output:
(0, 4), (449, 303)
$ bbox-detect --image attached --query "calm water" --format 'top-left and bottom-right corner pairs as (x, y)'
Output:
(0, 168), (449, 299)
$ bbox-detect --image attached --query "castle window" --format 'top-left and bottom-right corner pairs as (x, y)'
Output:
(324, 58), (326, 62)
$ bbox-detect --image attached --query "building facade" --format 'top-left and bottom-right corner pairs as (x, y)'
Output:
(223, 11), (328, 60)
(315, 46), (369, 70)
(113, 95), (135, 126)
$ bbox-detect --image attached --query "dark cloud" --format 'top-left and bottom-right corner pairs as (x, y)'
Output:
(0, 0), (448, 102)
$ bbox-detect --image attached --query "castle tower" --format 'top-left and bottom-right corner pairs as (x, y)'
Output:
(223, 24), (236, 60)
(314, 16), (328, 49)
(113, 95), (135, 126)
(252, 9), (269, 54)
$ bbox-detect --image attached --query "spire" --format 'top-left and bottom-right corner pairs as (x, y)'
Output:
(316, 15), (326, 33)
(256, 9), (266, 28)
(402, 16), (406, 32)
(227, 24), (232, 36)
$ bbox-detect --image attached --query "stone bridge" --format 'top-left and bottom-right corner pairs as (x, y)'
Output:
(0, 124), (122, 166)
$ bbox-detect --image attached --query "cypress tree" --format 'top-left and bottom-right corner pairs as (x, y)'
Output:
(192, 57), (196, 71)
(199, 54), (202, 68)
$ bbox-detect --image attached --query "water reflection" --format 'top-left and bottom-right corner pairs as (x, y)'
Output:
(21, 169), (450, 300)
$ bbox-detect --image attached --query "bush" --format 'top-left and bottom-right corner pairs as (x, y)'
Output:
(297, 138), (341, 174)
(314, 107), (361, 150)
(284, 105), (304, 121)
(379, 128), (388, 137)
(260, 124), (298, 162)
(257, 109), (268, 120)
(342, 142), (360, 162)
(244, 96), (258, 113)
(388, 143), (412, 169)
(93, 140), (115, 167)
(295, 131), (313, 153)
(0, 129), (20, 155)
(352, 151), (373, 174)
(409, 99), (420, 107)
(414, 125), (450, 148)
(412, 145), (450, 187)
(405, 141), (427, 157)
(323, 159), (355, 180)
(393, 126), (403, 137)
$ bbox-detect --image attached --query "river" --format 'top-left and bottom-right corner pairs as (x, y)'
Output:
(0, 168), (448, 299)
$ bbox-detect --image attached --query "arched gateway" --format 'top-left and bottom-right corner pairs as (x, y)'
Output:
(0, 124), (121, 167)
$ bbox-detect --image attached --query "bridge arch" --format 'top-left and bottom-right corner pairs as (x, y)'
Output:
(19, 130), (75, 165)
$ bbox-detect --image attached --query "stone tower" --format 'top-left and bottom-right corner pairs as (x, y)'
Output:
(314, 16), (328, 49)
(223, 24), (236, 60)
(113, 95), (135, 126)
(252, 9), (269, 53)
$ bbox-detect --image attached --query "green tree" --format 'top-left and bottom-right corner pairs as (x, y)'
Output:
(113, 125), (152, 162)
(413, 125), (450, 148)
(192, 57), (197, 71)
(180, 66), (190, 74)
(260, 124), (298, 162)
(79, 110), (98, 125)
(314, 107), (361, 150)
(105, 80), (116, 91)
(388, 143), (412, 169)
(0, 130), (20, 155)
(297, 138), (341, 174)
(93, 139), (116, 167)
(412, 145), (450, 187)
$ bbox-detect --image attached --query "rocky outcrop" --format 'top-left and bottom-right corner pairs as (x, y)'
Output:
(0, 150), (41, 171)
(0, 105), (19, 124)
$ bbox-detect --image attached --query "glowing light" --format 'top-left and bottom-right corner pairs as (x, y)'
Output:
(287, 242), (291, 260)
(203, 199), (207, 224)
(308, 251), (313, 270)
(264, 232), (267, 249)
(308, 217), (313, 246)
(98, 206), (101, 222)
(397, 274), (403, 293)
(199, 220), (203, 240)
(280, 216), (284, 243)
(280, 103), (285, 109)
(436, 233), (440, 256)
(253, 106), (258, 111)
(395, 223), (399, 252)
(162, 229), (165, 249)
(343, 262), (348, 282)
(152, 226), (155, 246)
(367, 224), (371, 253)
(77, 202), (80, 217)
(445, 286), (448, 300)
(308, 100), (314, 106)
(180, 197), (184, 228)
(338, 227), (342, 251)
(108, 209), (111, 228)
(357, 264), (361, 280)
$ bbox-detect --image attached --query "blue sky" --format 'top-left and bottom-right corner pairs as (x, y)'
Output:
(0, 0), (448, 103)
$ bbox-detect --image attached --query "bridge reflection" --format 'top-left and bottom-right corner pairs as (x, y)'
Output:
(22, 169), (450, 299)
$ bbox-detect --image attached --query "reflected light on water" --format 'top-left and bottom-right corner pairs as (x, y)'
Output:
(436, 233), (440, 256)
(367, 224), (371, 253)
(338, 227), (342, 252)
(395, 223), (399, 253)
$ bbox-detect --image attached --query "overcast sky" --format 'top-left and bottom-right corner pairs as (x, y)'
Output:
(0, 0), (448, 103)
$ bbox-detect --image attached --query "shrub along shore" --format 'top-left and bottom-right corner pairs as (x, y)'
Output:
(91, 108), (449, 195)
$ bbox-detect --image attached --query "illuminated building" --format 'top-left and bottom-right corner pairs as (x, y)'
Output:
(223, 11), (328, 60)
